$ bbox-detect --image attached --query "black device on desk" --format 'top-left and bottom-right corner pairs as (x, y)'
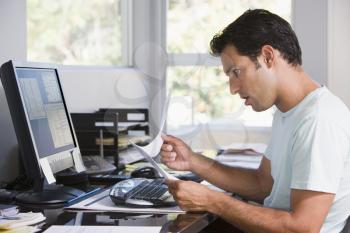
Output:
(130, 166), (161, 179)
(109, 178), (176, 207)
(0, 60), (99, 208)
(107, 165), (202, 207)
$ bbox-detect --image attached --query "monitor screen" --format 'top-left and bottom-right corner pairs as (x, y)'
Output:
(16, 68), (75, 158)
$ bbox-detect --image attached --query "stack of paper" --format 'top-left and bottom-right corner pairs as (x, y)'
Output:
(0, 212), (45, 233)
(0, 205), (18, 218)
(215, 143), (267, 169)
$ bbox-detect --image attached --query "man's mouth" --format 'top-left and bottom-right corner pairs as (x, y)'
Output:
(241, 96), (251, 106)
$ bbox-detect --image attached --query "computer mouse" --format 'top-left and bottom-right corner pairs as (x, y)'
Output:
(130, 166), (160, 179)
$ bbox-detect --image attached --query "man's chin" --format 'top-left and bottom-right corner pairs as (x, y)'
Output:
(251, 105), (268, 112)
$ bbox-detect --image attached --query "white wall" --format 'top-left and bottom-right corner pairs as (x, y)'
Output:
(0, 0), (26, 182)
(293, 0), (328, 85)
(59, 68), (149, 113)
(327, 0), (350, 108)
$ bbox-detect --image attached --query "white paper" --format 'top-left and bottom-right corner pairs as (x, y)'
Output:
(127, 113), (145, 121)
(118, 147), (144, 164)
(43, 225), (161, 233)
(65, 189), (184, 214)
(130, 94), (178, 180)
(216, 154), (263, 163)
(131, 140), (178, 180)
(0, 212), (45, 230)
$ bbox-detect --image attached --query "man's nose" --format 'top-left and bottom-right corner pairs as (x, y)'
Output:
(229, 78), (240, 94)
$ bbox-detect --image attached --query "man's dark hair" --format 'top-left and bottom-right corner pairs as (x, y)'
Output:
(210, 9), (302, 66)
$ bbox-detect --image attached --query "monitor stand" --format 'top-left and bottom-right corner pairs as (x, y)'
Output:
(15, 185), (86, 209)
(15, 171), (98, 209)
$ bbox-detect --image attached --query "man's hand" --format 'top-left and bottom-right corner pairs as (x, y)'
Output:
(161, 135), (195, 171)
(166, 179), (216, 212)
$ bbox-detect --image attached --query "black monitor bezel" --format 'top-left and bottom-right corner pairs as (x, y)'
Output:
(0, 60), (81, 189)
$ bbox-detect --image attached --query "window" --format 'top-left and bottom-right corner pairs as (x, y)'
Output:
(27, 0), (124, 66)
(167, 0), (292, 130)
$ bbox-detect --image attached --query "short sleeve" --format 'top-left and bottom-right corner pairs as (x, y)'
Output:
(290, 116), (349, 193)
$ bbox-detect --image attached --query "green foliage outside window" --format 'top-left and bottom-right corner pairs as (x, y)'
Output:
(167, 0), (291, 128)
(27, 0), (122, 65)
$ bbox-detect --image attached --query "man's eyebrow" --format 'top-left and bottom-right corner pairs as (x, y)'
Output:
(224, 65), (232, 75)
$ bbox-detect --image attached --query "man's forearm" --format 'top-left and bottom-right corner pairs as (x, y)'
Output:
(209, 192), (310, 233)
(190, 153), (268, 201)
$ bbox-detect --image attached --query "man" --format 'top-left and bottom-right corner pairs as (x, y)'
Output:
(161, 9), (350, 233)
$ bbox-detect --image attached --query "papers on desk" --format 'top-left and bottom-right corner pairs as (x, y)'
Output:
(43, 225), (161, 233)
(65, 188), (185, 214)
(219, 143), (267, 154)
(216, 143), (266, 169)
(118, 147), (144, 165)
(0, 212), (45, 232)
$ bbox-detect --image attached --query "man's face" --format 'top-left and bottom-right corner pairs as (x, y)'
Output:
(220, 45), (277, 112)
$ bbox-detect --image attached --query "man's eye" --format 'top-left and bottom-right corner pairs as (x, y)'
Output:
(229, 68), (240, 78)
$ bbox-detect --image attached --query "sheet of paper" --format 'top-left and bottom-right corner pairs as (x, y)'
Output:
(219, 161), (261, 169)
(131, 141), (178, 180)
(130, 94), (178, 180)
(43, 225), (161, 233)
(118, 147), (144, 164)
(0, 212), (45, 230)
(219, 143), (267, 154)
(65, 189), (185, 214)
(216, 154), (263, 163)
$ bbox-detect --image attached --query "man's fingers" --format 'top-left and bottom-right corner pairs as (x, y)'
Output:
(161, 143), (173, 152)
(166, 178), (180, 188)
(162, 134), (183, 146)
(161, 152), (177, 164)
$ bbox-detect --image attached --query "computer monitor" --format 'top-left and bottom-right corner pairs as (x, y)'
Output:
(0, 60), (87, 207)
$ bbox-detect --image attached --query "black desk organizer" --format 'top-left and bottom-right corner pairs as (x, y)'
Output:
(70, 109), (149, 163)
(97, 109), (150, 150)
(70, 112), (119, 159)
(98, 108), (149, 134)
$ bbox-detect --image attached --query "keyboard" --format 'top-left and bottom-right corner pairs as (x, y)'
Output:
(82, 156), (116, 175)
(109, 178), (176, 207)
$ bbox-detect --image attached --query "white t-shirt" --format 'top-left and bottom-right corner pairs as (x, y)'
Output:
(264, 86), (350, 233)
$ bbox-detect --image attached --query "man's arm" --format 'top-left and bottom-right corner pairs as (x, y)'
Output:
(191, 155), (273, 202)
(212, 189), (334, 233)
(161, 135), (273, 202)
(168, 179), (334, 233)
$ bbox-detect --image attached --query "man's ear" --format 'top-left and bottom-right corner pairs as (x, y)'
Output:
(261, 45), (275, 68)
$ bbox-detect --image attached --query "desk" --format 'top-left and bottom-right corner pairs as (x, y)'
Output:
(39, 210), (215, 233)
(37, 208), (244, 233)
(11, 147), (262, 232)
